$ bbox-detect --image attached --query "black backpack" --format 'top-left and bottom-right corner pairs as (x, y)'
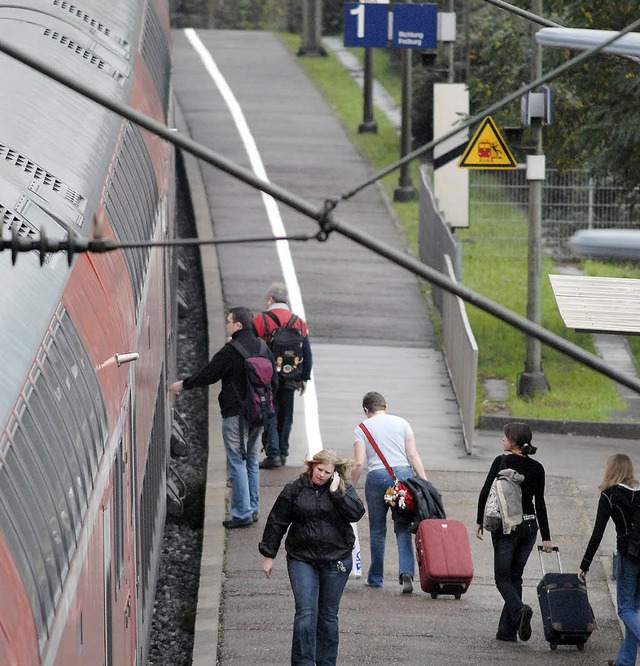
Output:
(615, 489), (640, 562)
(263, 310), (304, 384)
(229, 338), (275, 427)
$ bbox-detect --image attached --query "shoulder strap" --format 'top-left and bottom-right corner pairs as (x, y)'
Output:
(257, 338), (271, 359)
(284, 314), (300, 330)
(359, 422), (396, 480)
(261, 312), (270, 336)
(230, 337), (271, 362)
(264, 310), (282, 328)
(228, 338), (249, 359)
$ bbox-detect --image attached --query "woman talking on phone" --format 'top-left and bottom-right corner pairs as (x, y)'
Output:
(259, 449), (365, 666)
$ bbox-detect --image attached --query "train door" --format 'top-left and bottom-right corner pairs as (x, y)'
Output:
(114, 435), (132, 666)
(128, 388), (141, 666)
(103, 501), (113, 666)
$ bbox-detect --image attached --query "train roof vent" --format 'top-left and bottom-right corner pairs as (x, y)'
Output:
(0, 195), (68, 264)
(43, 28), (129, 83)
(51, 0), (130, 55)
(0, 143), (85, 225)
(1, 203), (39, 241)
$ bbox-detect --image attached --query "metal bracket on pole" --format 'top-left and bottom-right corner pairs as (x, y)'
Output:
(316, 198), (338, 241)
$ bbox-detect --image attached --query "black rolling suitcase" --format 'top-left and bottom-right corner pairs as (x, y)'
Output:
(536, 546), (595, 651)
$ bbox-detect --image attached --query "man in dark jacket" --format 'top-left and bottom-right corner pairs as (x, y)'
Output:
(170, 306), (278, 528)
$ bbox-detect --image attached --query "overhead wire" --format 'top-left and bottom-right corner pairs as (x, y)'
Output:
(1, 19), (640, 394)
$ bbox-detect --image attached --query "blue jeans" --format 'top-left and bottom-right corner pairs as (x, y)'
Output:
(264, 386), (295, 460)
(287, 556), (352, 666)
(615, 553), (640, 666)
(222, 415), (260, 520)
(491, 519), (538, 638)
(365, 466), (414, 586)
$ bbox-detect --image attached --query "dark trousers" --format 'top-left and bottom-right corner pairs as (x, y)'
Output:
(491, 519), (538, 639)
(264, 386), (295, 460)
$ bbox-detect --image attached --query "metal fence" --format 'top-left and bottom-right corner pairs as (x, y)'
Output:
(470, 168), (640, 259)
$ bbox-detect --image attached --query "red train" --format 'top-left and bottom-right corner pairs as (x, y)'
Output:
(0, 0), (176, 664)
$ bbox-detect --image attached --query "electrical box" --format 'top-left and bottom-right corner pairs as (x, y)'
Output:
(437, 12), (456, 42)
(521, 84), (552, 125)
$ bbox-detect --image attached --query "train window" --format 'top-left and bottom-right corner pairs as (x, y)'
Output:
(41, 350), (93, 495)
(0, 460), (56, 642)
(114, 441), (124, 592)
(31, 372), (88, 513)
(8, 432), (69, 581)
(27, 376), (85, 531)
(0, 472), (48, 647)
(104, 121), (158, 314)
(53, 307), (107, 453)
(19, 405), (79, 559)
(140, 384), (167, 611)
(141, 2), (171, 112)
(55, 331), (105, 458)
(47, 336), (98, 480)
(105, 167), (144, 307)
(3, 447), (64, 601)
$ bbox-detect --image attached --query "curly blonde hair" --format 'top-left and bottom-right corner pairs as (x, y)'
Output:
(304, 449), (353, 491)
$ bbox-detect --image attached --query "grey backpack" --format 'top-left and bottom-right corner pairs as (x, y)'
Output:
(483, 469), (525, 534)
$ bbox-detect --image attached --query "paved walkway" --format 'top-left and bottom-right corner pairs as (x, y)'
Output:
(171, 29), (634, 665)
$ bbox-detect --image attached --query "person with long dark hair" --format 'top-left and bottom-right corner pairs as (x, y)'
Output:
(476, 422), (553, 642)
(579, 453), (640, 666)
(259, 449), (365, 666)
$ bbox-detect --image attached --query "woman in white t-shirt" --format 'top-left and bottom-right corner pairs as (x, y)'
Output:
(351, 391), (428, 593)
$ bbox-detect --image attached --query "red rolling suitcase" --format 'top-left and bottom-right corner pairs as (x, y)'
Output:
(415, 518), (474, 598)
(537, 546), (595, 651)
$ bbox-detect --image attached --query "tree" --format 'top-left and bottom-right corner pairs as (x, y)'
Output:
(458, 0), (640, 194)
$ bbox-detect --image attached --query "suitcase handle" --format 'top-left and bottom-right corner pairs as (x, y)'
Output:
(537, 545), (563, 575)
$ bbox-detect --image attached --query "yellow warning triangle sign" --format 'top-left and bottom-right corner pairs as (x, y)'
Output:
(458, 116), (517, 169)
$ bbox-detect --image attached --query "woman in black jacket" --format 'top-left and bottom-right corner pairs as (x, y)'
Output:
(259, 449), (365, 666)
(579, 453), (640, 666)
(476, 422), (553, 643)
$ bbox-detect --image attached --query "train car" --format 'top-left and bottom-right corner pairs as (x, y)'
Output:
(0, 0), (175, 664)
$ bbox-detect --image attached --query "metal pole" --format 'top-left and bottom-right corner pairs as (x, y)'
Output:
(298, 0), (326, 56)
(394, 47), (416, 201)
(518, 0), (549, 397)
(359, 48), (378, 133)
(447, 0), (455, 83)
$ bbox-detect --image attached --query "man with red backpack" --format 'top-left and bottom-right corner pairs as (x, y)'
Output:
(254, 283), (313, 469)
(170, 306), (278, 528)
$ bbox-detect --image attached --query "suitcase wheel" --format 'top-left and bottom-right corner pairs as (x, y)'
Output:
(550, 643), (557, 651)
(454, 591), (462, 600)
(430, 592), (438, 599)
(577, 643), (585, 651)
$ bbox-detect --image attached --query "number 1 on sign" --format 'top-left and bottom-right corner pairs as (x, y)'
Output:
(350, 4), (365, 38)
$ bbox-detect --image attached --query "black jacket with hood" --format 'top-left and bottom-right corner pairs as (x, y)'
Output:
(259, 473), (365, 564)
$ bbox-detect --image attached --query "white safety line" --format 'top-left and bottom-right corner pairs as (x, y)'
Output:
(184, 28), (323, 455)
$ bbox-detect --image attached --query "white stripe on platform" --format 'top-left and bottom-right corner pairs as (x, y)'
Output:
(184, 28), (322, 455)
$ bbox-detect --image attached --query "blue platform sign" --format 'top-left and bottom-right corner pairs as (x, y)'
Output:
(344, 3), (389, 48)
(392, 3), (438, 49)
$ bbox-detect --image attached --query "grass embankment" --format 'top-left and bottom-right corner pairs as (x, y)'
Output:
(280, 32), (629, 422)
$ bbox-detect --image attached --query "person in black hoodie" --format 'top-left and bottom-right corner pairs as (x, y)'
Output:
(579, 453), (640, 666)
(170, 306), (278, 529)
(476, 422), (553, 643)
(259, 449), (365, 666)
